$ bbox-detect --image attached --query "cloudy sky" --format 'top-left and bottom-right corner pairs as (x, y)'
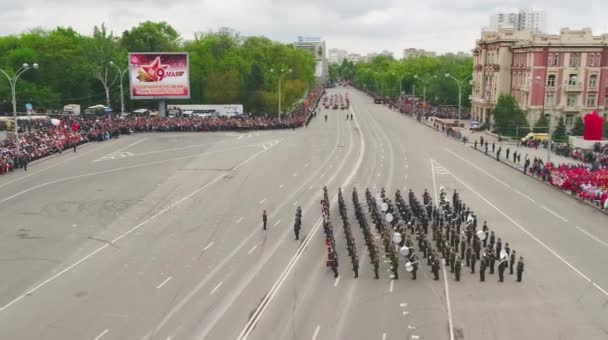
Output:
(2, 0), (607, 57)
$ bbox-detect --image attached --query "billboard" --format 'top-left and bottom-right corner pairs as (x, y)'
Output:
(129, 52), (190, 100)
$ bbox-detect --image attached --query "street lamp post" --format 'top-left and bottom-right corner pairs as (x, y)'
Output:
(397, 73), (411, 98)
(270, 68), (292, 122)
(110, 61), (128, 115)
(0, 63), (39, 156)
(414, 74), (438, 105)
(531, 75), (572, 163)
(444, 73), (472, 121)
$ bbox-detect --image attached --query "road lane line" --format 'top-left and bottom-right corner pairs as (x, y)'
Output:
(259, 198), (266, 204)
(236, 217), (244, 224)
(94, 138), (148, 162)
(293, 201), (298, 207)
(156, 276), (172, 289)
(542, 206), (568, 222)
(279, 184), (284, 189)
(210, 281), (223, 295)
(312, 325), (321, 340)
(203, 241), (215, 251)
(273, 219), (281, 227)
(0, 146), (275, 313)
(166, 337), (172, 340)
(430, 160), (455, 340)
(432, 158), (608, 298)
(248, 243), (259, 255)
(382, 333), (387, 340)
(238, 135), (244, 140)
(237, 104), (365, 340)
(334, 276), (340, 287)
(389, 280), (394, 293)
(576, 226), (608, 248)
(93, 329), (109, 340)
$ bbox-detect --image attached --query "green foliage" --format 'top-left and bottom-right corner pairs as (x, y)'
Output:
(570, 115), (585, 136)
(351, 54), (472, 105)
(0, 24), (314, 114)
(493, 94), (529, 136)
(533, 113), (549, 132)
(552, 116), (568, 142)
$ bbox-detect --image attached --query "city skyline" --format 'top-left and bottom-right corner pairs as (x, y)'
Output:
(1, 1), (607, 57)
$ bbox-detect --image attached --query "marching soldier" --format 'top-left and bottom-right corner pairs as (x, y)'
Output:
(432, 256), (440, 281)
(465, 246), (472, 267)
(410, 253), (419, 280)
(450, 250), (456, 273)
(488, 249), (496, 274)
(504, 242), (511, 257)
(496, 237), (502, 257)
(473, 236), (481, 260)
(498, 257), (507, 282)
(454, 256), (462, 282)
(516, 256), (525, 282)
(372, 252), (380, 279)
(262, 210), (268, 230)
(482, 221), (489, 247)
(352, 257), (359, 278)
(510, 250), (517, 275)
(460, 235), (466, 259)
(470, 252), (477, 274)
(489, 231), (496, 249)
(331, 252), (339, 278)
(479, 256), (486, 282)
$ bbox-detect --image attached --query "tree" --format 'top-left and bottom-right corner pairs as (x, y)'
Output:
(570, 115), (585, 136)
(553, 116), (568, 142)
(534, 113), (549, 133)
(87, 24), (122, 107)
(493, 94), (529, 136)
(120, 21), (180, 52)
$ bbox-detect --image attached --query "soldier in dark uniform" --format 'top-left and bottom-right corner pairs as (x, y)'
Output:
(450, 250), (456, 273)
(352, 258), (359, 278)
(470, 252), (477, 274)
(294, 209), (301, 240)
(432, 257), (440, 281)
(262, 210), (268, 230)
(516, 256), (524, 282)
(510, 250), (517, 275)
(482, 221), (489, 247)
(479, 256), (486, 282)
(372, 252), (380, 279)
(460, 235), (466, 259)
(489, 231), (496, 250)
(496, 237), (502, 257)
(504, 242), (511, 257)
(331, 252), (339, 278)
(473, 236), (481, 260)
(498, 257), (507, 282)
(454, 256), (462, 281)
(410, 253), (419, 280)
(465, 246), (472, 267)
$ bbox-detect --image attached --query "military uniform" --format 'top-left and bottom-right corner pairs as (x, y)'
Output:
(516, 257), (524, 282)
(479, 257), (486, 282)
(498, 258), (507, 282)
(454, 257), (462, 281)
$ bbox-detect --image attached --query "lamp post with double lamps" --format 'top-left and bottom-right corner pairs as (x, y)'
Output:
(110, 61), (129, 115)
(270, 68), (292, 122)
(413, 74), (437, 105)
(0, 62), (39, 156)
(444, 73), (472, 121)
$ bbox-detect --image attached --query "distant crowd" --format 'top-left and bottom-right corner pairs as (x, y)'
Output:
(0, 86), (324, 175)
(521, 139), (608, 168)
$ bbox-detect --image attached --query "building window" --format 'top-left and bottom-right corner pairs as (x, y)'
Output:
(545, 93), (555, 106)
(586, 94), (596, 107)
(568, 74), (578, 85)
(567, 94), (578, 107)
(546, 74), (556, 87)
(589, 74), (598, 88)
(548, 53), (559, 66)
(569, 53), (581, 67)
(590, 53), (601, 67)
(565, 114), (574, 127)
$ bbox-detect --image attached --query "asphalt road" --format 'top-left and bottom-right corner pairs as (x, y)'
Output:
(0, 88), (607, 340)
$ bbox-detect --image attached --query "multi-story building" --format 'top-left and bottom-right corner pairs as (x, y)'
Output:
(471, 27), (608, 129)
(380, 50), (394, 58)
(294, 36), (328, 83)
(345, 53), (363, 63)
(329, 48), (347, 64)
(403, 48), (436, 59)
(490, 9), (546, 32)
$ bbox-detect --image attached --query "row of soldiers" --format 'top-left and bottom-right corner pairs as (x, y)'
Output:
(320, 186), (339, 278)
(365, 188), (401, 279)
(352, 188), (381, 279)
(337, 188), (360, 278)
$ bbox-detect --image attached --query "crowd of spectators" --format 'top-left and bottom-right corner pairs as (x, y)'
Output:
(521, 139), (608, 167)
(0, 86), (324, 176)
(527, 158), (608, 209)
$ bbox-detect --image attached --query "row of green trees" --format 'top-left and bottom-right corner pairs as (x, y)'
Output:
(492, 94), (603, 142)
(0, 23), (316, 115)
(330, 54), (473, 106)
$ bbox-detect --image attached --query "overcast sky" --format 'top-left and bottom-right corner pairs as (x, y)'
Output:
(2, 0), (607, 57)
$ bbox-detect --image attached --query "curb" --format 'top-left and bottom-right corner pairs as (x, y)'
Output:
(29, 141), (96, 166)
(470, 145), (608, 216)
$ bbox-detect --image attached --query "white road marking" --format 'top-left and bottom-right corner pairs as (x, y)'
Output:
(156, 276), (172, 289)
(238, 135), (244, 140)
(259, 198), (266, 204)
(166, 337), (172, 340)
(237, 105), (365, 340)
(203, 241), (215, 251)
(431, 158), (608, 298)
(430, 160), (455, 340)
(293, 201), (298, 207)
(247, 243), (259, 255)
(273, 219), (281, 227)
(93, 329), (109, 340)
(0, 146), (275, 313)
(382, 333), (387, 340)
(210, 281), (223, 295)
(576, 226), (608, 248)
(236, 217), (244, 224)
(334, 276), (340, 287)
(279, 184), (284, 189)
(400, 303), (408, 308)
(389, 280), (394, 293)
(94, 138), (148, 162)
(542, 206), (569, 222)
(312, 325), (321, 340)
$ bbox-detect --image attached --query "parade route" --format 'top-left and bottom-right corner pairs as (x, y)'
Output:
(0, 88), (607, 340)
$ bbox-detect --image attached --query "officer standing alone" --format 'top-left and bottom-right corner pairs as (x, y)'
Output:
(262, 210), (268, 230)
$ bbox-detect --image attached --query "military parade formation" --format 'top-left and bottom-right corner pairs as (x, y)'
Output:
(312, 186), (525, 284)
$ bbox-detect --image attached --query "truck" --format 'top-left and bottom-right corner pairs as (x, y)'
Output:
(63, 104), (81, 115)
(167, 104), (244, 118)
